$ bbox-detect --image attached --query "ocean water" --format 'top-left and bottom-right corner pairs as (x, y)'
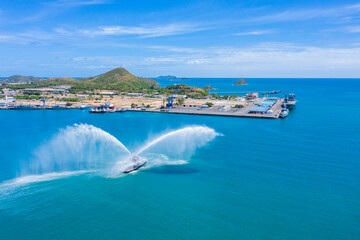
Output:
(0, 78), (359, 240)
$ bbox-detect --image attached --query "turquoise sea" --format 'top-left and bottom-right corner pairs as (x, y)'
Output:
(0, 78), (359, 240)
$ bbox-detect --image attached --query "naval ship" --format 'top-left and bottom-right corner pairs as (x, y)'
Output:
(285, 93), (297, 110)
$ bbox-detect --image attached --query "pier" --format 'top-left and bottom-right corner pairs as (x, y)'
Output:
(129, 98), (285, 119)
(1, 95), (291, 119)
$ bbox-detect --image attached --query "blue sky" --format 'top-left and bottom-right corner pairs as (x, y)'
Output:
(0, 0), (360, 77)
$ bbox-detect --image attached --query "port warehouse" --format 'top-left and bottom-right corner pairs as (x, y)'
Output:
(249, 98), (278, 114)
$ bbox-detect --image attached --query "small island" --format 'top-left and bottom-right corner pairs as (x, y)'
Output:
(1, 75), (43, 83)
(203, 85), (216, 90)
(234, 79), (248, 85)
(157, 75), (176, 80)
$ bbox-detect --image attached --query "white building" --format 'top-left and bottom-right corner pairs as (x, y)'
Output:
(2, 88), (16, 96)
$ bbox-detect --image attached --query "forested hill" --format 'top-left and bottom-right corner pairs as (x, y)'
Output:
(2, 67), (159, 92)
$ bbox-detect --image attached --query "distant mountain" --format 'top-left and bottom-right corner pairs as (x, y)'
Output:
(234, 79), (248, 85)
(157, 75), (176, 80)
(2, 75), (43, 83)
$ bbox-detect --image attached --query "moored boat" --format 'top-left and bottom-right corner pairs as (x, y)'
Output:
(116, 107), (128, 112)
(89, 107), (107, 113)
(8, 104), (39, 110)
(280, 105), (289, 118)
(50, 105), (68, 110)
(285, 93), (296, 110)
(89, 102), (115, 113)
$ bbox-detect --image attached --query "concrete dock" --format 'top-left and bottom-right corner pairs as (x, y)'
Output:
(129, 98), (285, 119)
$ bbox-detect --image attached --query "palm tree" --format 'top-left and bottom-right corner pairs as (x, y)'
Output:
(177, 98), (185, 105)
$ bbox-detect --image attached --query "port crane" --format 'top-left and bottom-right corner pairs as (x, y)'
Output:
(165, 84), (180, 108)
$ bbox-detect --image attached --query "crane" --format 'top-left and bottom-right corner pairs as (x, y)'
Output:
(166, 84), (180, 108)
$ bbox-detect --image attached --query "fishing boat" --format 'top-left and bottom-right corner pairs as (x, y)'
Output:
(123, 155), (147, 173)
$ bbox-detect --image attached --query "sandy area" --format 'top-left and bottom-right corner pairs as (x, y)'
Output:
(13, 95), (250, 109)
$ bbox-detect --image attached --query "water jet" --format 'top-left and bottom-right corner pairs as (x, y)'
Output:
(2, 124), (220, 187)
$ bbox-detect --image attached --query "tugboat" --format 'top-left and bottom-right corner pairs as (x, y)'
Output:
(123, 155), (147, 173)
(280, 104), (289, 118)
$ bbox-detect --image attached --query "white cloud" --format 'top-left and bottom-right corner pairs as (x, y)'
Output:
(132, 43), (360, 77)
(148, 45), (202, 54)
(80, 23), (208, 38)
(12, 0), (110, 23)
(243, 3), (360, 24)
(186, 59), (208, 65)
(46, 0), (110, 7)
(235, 30), (275, 36)
(0, 35), (13, 41)
(346, 25), (360, 33)
(323, 25), (360, 34)
(81, 65), (119, 69)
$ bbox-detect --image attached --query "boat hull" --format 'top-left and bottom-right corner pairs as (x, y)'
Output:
(123, 162), (146, 173)
(89, 111), (107, 113)
(286, 100), (296, 110)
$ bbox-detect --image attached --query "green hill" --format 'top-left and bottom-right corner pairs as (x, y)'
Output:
(94, 68), (140, 83)
(4, 67), (159, 93)
(1, 68), (207, 98)
(90, 67), (158, 91)
(159, 84), (209, 98)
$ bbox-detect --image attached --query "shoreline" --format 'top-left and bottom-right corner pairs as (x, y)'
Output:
(0, 96), (286, 119)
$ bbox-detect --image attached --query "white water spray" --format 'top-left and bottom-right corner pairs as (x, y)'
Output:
(24, 124), (131, 176)
(1, 124), (220, 188)
(136, 126), (218, 155)
(110, 126), (219, 175)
